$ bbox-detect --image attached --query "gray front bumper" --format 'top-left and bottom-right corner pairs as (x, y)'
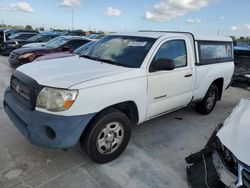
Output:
(4, 87), (95, 149)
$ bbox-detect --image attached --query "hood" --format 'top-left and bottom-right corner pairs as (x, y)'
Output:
(13, 46), (52, 55)
(17, 56), (136, 88)
(35, 52), (73, 61)
(217, 99), (250, 166)
(22, 42), (47, 48)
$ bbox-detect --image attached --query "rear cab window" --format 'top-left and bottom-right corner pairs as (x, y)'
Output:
(198, 41), (233, 65)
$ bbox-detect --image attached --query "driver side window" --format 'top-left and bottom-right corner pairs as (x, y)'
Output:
(150, 40), (187, 72)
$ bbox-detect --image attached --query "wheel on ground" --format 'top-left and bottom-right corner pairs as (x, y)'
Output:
(195, 84), (219, 115)
(81, 108), (132, 163)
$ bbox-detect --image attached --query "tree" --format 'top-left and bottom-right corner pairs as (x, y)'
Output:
(229, 36), (236, 42)
(25, 25), (33, 30)
(39, 27), (44, 31)
(239, 36), (246, 42)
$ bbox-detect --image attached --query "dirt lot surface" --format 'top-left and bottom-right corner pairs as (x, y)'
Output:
(0, 55), (249, 188)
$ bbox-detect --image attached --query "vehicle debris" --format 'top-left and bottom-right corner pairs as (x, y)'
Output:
(186, 98), (250, 188)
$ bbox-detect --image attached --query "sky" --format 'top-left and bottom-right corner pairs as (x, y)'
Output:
(0, 0), (250, 37)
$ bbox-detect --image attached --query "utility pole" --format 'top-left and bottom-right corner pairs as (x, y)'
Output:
(71, 9), (74, 31)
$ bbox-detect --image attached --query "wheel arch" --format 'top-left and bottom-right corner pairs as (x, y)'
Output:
(211, 77), (224, 101)
(80, 101), (139, 142)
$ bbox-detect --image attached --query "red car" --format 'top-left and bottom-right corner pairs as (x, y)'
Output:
(8, 36), (92, 66)
(35, 41), (95, 61)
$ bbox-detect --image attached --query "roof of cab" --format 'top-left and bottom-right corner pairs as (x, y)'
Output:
(111, 31), (232, 42)
(111, 32), (165, 39)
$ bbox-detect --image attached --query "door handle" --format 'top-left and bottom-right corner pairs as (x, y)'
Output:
(184, 74), (192, 78)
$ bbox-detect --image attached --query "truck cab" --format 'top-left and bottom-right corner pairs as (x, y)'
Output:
(4, 31), (234, 163)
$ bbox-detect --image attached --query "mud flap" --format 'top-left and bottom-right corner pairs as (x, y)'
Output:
(185, 124), (225, 188)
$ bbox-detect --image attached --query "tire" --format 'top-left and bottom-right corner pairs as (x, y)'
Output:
(81, 108), (132, 163)
(195, 84), (219, 115)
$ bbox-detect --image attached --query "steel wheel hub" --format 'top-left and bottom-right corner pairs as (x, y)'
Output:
(96, 121), (124, 155)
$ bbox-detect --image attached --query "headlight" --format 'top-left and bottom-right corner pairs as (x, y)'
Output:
(19, 53), (36, 59)
(36, 87), (78, 112)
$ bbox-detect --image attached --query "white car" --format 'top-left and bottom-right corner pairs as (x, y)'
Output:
(4, 31), (234, 163)
(213, 99), (250, 188)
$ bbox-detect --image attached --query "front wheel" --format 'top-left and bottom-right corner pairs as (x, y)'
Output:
(81, 108), (131, 163)
(195, 84), (219, 115)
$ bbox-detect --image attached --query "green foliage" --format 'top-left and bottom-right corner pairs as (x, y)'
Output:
(230, 36), (250, 44)
(25, 25), (33, 30)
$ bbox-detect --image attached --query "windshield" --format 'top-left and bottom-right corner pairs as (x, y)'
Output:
(27, 34), (41, 41)
(9, 33), (20, 39)
(46, 37), (67, 48)
(87, 34), (97, 39)
(74, 42), (94, 55)
(83, 35), (156, 68)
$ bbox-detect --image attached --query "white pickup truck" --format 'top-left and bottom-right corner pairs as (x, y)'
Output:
(4, 31), (234, 163)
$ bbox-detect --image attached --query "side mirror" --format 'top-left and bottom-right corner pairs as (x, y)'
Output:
(150, 58), (175, 72)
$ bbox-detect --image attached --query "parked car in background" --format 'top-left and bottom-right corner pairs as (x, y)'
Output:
(0, 28), (7, 53)
(4, 31), (234, 163)
(234, 46), (250, 59)
(87, 34), (105, 40)
(64, 30), (86, 36)
(232, 48), (250, 89)
(0, 28), (39, 42)
(35, 41), (95, 61)
(8, 36), (92, 66)
(22, 36), (62, 48)
(1, 32), (38, 55)
(2, 32), (60, 55)
(0, 29), (39, 53)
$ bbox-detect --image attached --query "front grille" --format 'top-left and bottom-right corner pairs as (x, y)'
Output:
(243, 169), (250, 188)
(11, 76), (31, 108)
(10, 71), (43, 110)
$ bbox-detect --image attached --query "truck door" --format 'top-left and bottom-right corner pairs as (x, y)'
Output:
(147, 38), (194, 119)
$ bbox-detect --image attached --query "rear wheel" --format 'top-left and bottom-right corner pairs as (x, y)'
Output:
(196, 84), (219, 115)
(81, 108), (131, 163)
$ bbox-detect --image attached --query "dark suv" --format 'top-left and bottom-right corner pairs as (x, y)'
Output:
(0, 29), (39, 53)
(9, 36), (92, 66)
(2, 32), (39, 55)
(2, 33), (60, 55)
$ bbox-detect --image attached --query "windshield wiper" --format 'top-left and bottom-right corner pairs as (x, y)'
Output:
(81, 54), (98, 61)
(81, 55), (133, 68)
(99, 58), (133, 68)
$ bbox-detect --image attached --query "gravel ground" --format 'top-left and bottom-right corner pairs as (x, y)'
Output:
(0, 55), (249, 188)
